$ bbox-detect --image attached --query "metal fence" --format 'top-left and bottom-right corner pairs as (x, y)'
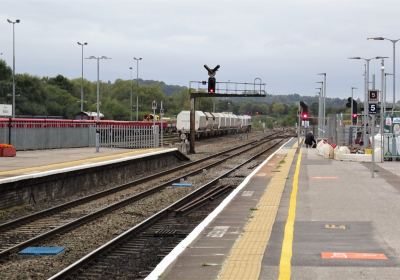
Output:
(325, 113), (400, 159)
(98, 124), (159, 149)
(326, 113), (374, 146)
(0, 118), (161, 150)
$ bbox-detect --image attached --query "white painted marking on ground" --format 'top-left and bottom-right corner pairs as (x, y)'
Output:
(242, 191), (254, 197)
(255, 172), (267, 177)
(207, 226), (230, 238)
(145, 138), (294, 280)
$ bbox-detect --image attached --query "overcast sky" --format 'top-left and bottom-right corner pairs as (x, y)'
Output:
(1, 0), (400, 100)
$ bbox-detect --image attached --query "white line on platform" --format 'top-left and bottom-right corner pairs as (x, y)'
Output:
(145, 137), (294, 280)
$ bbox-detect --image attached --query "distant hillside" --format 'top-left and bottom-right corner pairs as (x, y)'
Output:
(138, 79), (186, 96)
(265, 93), (346, 109)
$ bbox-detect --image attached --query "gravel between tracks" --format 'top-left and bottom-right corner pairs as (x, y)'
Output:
(0, 164), (239, 278)
(0, 132), (265, 223)
(0, 131), (278, 279)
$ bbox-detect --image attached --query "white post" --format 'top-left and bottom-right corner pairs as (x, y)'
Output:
(371, 114), (375, 178)
(392, 41), (396, 113)
(130, 67), (133, 121)
(96, 57), (100, 121)
(323, 74), (327, 138)
(380, 59), (385, 162)
(81, 44), (84, 112)
(364, 62), (369, 147)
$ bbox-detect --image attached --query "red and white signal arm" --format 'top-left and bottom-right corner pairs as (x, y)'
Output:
(368, 90), (379, 103)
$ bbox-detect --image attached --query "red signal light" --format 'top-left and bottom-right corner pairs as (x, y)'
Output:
(208, 77), (216, 94)
(352, 113), (357, 118)
(302, 113), (308, 119)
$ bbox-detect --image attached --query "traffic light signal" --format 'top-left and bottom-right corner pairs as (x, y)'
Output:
(300, 101), (309, 120)
(204, 64), (220, 94)
(208, 77), (216, 94)
(346, 97), (358, 124)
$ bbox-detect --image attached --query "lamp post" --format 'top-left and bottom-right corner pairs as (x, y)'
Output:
(315, 81), (324, 138)
(348, 57), (381, 147)
(133, 57), (142, 121)
(385, 73), (393, 114)
(377, 56), (388, 162)
(368, 37), (400, 113)
(86, 56), (111, 121)
(86, 56), (110, 153)
(7, 19), (20, 118)
(317, 73), (326, 138)
(129, 66), (134, 121)
(77, 42), (88, 112)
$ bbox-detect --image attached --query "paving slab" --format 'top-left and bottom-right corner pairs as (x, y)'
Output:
(262, 148), (400, 280)
(153, 143), (400, 280)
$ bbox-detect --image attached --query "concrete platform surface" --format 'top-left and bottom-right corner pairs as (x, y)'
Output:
(0, 147), (172, 182)
(149, 143), (400, 280)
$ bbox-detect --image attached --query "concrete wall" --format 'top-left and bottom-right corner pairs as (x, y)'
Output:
(0, 151), (188, 209)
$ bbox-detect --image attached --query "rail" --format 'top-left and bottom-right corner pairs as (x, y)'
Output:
(0, 133), (282, 261)
(48, 136), (286, 279)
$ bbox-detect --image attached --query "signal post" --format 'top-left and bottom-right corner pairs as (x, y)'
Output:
(188, 65), (267, 153)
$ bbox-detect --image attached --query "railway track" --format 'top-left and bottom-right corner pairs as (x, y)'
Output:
(49, 135), (291, 279)
(0, 131), (287, 261)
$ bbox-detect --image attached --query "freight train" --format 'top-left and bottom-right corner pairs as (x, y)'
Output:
(176, 111), (251, 138)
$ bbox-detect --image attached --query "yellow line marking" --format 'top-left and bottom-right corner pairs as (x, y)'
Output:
(0, 148), (161, 176)
(278, 149), (302, 280)
(218, 142), (298, 280)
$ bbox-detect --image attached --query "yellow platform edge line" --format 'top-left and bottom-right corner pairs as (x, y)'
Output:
(278, 149), (302, 280)
(0, 148), (162, 176)
(218, 141), (298, 280)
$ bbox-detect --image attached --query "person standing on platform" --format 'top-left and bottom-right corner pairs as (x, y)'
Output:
(305, 131), (316, 148)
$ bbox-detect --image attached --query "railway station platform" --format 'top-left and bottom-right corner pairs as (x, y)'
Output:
(0, 147), (176, 182)
(150, 139), (400, 280)
(0, 147), (188, 209)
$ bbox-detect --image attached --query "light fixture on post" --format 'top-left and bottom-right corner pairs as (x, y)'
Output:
(7, 18), (20, 118)
(77, 41), (88, 112)
(348, 57), (381, 147)
(86, 56), (111, 121)
(368, 37), (400, 113)
(317, 73), (327, 138)
(129, 66), (134, 121)
(315, 81), (324, 138)
(133, 57), (143, 121)
(86, 55), (111, 153)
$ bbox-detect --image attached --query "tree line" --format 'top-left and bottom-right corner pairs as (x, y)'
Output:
(0, 59), (350, 127)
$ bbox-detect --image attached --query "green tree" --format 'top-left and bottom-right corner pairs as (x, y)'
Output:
(0, 60), (12, 81)
(271, 102), (285, 116)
